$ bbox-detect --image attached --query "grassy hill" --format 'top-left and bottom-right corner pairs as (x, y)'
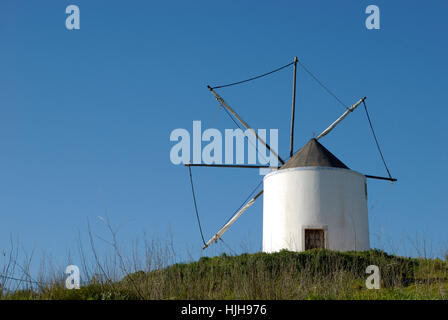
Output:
(4, 249), (448, 300)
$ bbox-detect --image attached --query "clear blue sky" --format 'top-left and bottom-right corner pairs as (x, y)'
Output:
(1, 0), (447, 274)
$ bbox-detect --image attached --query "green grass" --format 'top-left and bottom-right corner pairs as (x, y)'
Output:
(3, 249), (447, 300)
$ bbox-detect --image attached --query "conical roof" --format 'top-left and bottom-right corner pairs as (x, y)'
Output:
(281, 138), (349, 169)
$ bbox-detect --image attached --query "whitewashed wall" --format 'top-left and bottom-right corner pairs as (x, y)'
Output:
(262, 167), (369, 253)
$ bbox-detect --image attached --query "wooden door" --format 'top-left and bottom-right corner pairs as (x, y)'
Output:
(305, 229), (325, 250)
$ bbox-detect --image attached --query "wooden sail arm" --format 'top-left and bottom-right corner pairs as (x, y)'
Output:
(207, 86), (285, 165)
(316, 97), (366, 140)
(203, 190), (263, 249)
(365, 174), (397, 182)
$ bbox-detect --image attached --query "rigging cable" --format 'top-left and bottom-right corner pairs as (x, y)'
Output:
(211, 58), (347, 111)
(188, 166), (207, 246)
(205, 103), (223, 131)
(216, 180), (263, 254)
(296, 60), (348, 110)
(188, 101), (265, 248)
(210, 61), (294, 89)
(221, 102), (243, 130)
(221, 180), (263, 227)
(219, 100), (272, 165)
(369, 182), (394, 212)
(362, 100), (392, 179)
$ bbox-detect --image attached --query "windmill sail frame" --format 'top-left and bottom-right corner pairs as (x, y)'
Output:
(191, 57), (395, 251)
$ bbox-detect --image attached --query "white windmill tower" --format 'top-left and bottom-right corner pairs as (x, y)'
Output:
(186, 57), (396, 253)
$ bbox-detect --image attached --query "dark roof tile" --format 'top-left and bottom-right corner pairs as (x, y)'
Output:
(281, 138), (349, 169)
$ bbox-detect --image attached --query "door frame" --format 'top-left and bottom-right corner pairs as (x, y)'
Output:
(302, 225), (328, 251)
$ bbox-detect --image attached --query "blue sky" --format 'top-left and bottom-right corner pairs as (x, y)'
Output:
(1, 0), (447, 276)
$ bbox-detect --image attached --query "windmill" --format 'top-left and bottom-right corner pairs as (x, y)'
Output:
(186, 57), (396, 252)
